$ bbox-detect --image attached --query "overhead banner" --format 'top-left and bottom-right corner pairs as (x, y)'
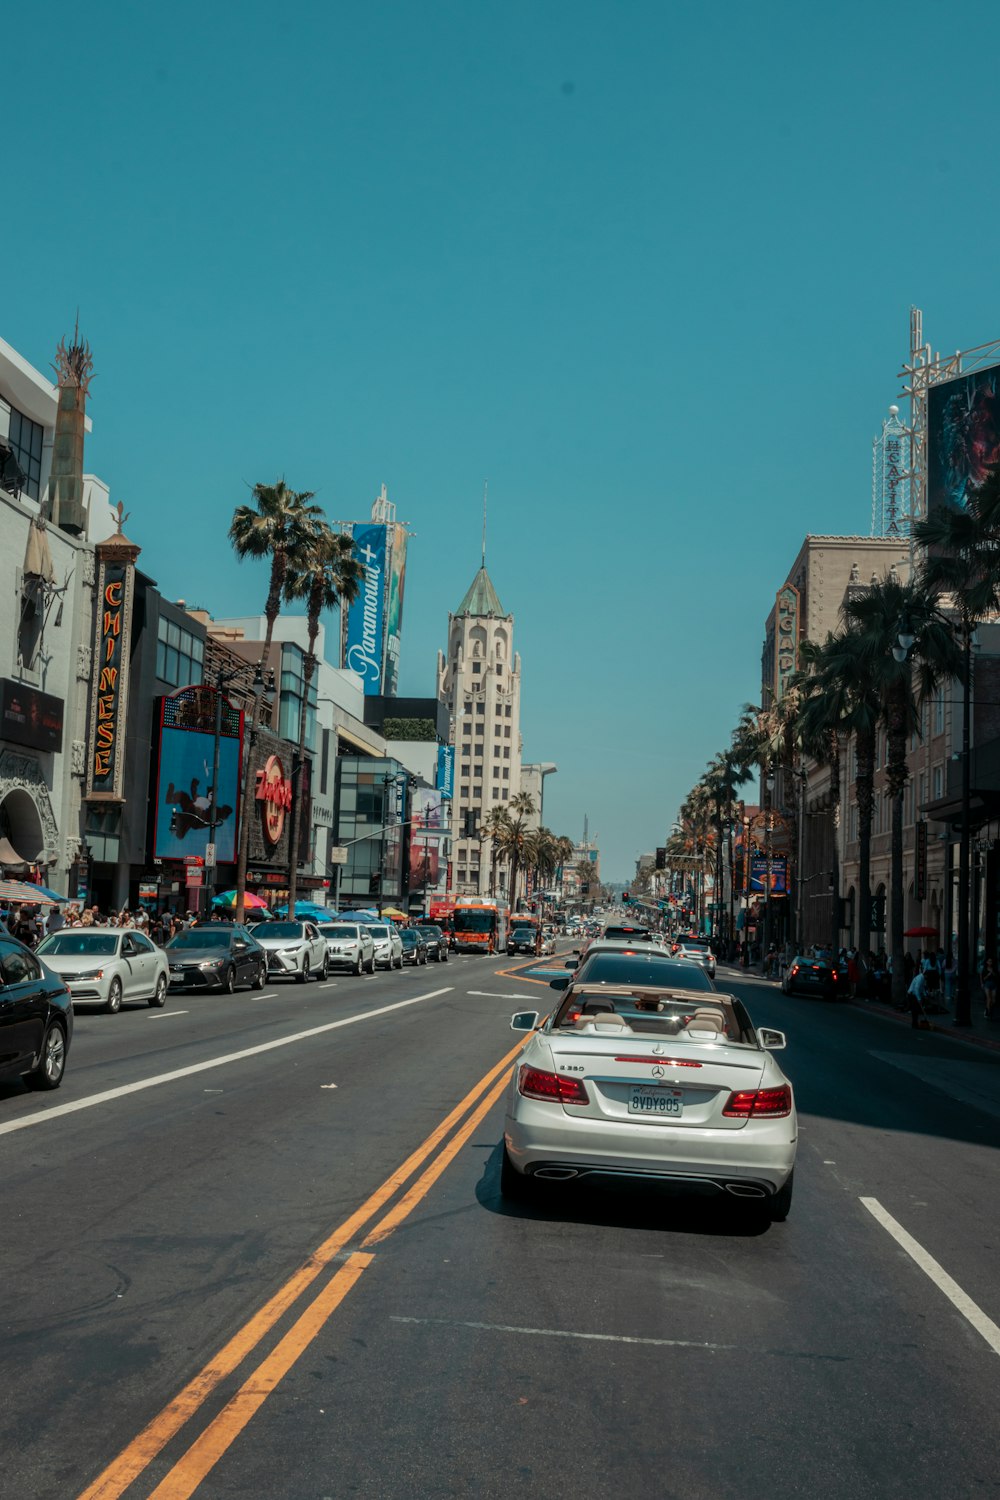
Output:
(436, 743), (455, 800)
(774, 584), (799, 702)
(409, 787), (444, 893)
(86, 555), (137, 801)
(384, 523), (408, 697)
(749, 855), (788, 895)
(928, 364), (1000, 514)
(344, 522), (388, 695)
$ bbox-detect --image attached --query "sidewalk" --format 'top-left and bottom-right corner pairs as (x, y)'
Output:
(716, 962), (1000, 1056)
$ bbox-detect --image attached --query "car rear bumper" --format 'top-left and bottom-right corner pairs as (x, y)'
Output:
(505, 1107), (796, 1195)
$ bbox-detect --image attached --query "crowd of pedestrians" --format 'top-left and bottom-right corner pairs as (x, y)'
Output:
(0, 901), (206, 950)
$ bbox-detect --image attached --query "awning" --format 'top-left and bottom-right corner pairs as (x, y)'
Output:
(23, 517), (56, 584)
(920, 790), (1000, 829)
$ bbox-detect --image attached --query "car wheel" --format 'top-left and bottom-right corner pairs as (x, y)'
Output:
(394, 953), (403, 970)
(353, 955), (362, 975)
(224, 966), (236, 994)
(366, 957), (375, 974)
(253, 963), (266, 990)
(105, 978), (123, 1015)
(298, 958), (310, 984)
(148, 974), (167, 1008)
(320, 954), (329, 979)
(769, 1171), (794, 1223)
(499, 1146), (535, 1202)
(27, 1022), (68, 1090)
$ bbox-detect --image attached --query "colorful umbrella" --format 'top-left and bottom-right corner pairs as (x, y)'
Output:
(904, 925), (939, 938)
(0, 879), (64, 907)
(213, 889), (270, 910)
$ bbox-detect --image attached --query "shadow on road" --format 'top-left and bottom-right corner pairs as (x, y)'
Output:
(474, 1142), (772, 1239)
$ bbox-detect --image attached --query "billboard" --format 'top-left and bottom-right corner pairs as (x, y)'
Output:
(384, 523), (408, 697)
(409, 786), (444, 894)
(774, 585), (799, 702)
(928, 364), (1000, 513)
(1, 679), (63, 752)
(344, 522), (388, 694)
(153, 725), (241, 864)
(749, 855), (788, 895)
(436, 743), (455, 800)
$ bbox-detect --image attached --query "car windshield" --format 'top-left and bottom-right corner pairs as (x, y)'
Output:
(417, 926), (442, 938)
(367, 926), (390, 939)
(166, 930), (231, 950)
(38, 932), (119, 957)
(602, 927), (651, 940)
(321, 924), (359, 938)
(573, 953), (714, 990)
(400, 931), (418, 943)
(513, 928), (535, 938)
(253, 922), (301, 940)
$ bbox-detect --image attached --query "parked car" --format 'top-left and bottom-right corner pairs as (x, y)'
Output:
(782, 955), (848, 1000)
(163, 924), (267, 993)
(400, 928), (428, 965)
(502, 982), (795, 1219)
(318, 922), (375, 975)
(38, 928), (169, 1011)
(361, 923), (404, 970)
(0, 935), (73, 1089)
(251, 920), (329, 982)
(415, 924), (449, 962)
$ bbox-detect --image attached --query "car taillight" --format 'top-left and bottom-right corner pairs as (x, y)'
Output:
(831, 969), (839, 980)
(722, 1085), (792, 1118)
(518, 1064), (589, 1105)
(790, 964), (800, 976)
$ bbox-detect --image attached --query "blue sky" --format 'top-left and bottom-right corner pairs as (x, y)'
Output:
(7, 0), (1000, 878)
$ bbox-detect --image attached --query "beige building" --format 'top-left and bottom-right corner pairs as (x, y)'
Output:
(437, 566), (522, 894)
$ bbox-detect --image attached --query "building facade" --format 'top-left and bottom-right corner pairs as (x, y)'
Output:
(437, 566), (522, 895)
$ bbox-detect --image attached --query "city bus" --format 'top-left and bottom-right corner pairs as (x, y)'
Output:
(451, 897), (509, 955)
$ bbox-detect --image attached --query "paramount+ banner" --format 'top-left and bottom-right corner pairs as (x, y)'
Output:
(344, 523), (387, 695)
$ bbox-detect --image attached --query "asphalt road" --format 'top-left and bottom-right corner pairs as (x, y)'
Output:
(2, 950), (999, 1500)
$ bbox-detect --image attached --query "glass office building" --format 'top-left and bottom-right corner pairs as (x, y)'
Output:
(334, 757), (407, 908)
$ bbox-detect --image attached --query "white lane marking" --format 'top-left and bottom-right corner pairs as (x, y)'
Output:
(869, 1052), (1000, 1122)
(390, 1316), (732, 1351)
(861, 1197), (1000, 1357)
(320, 1083), (338, 1090)
(0, 989), (454, 1138)
(467, 992), (538, 1000)
(148, 1011), (188, 1019)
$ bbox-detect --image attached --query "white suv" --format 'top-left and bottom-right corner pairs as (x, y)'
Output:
(252, 920), (329, 982)
(318, 921), (375, 975)
(364, 923), (404, 970)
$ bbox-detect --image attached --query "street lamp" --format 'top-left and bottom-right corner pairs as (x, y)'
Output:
(763, 765), (775, 960)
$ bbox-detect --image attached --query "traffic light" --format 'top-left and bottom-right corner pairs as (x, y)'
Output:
(623, 891), (631, 903)
(463, 810), (479, 837)
(655, 848), (666, 870)
(368, 872), (381, 895)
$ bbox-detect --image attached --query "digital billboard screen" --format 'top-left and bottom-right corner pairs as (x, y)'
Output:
(344, 522), (387, 695)
(153, 725), (240, 863)
(384, 523), (408, 696)
(927, 364), (1000, 513)
(409, 787), (443, 893)
(749, 855), (788, 896)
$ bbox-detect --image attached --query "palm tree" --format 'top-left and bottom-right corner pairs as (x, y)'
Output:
(480, 807), (512, 895)
(913, 464), (1000, 1023)
(554, 835), (575, 902)
(844, 574), (962, 1007)
(229, 481), (324, 923)
(522, 827), (559, 903)
(505, 792), (536, 907)
(282, 526), (363, 909)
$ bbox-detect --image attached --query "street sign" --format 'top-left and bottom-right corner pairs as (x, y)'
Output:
(186, 867), (204, 888)
(204, 843), (216, 869)
(329, 846), (348, 865)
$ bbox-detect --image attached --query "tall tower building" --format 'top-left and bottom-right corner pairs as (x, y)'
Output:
(437, 564), (521, 895)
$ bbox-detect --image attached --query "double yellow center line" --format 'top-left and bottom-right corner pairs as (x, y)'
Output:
(79, 1034), (530, 1500)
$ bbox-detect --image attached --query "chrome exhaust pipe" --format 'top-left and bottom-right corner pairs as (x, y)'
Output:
(725, 1183), (767, 1198)
(532, 1167), (579, 1180)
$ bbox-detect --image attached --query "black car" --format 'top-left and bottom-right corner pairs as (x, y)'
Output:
(507, 925), (540, 955)
(399, 928), (428, 966)
(550, 951), (716, 994)
(782, 955), (848, 1000)
(415, 924), (449, 962)
(0, 935), (73, 1090)
(164, 924), (267, 992)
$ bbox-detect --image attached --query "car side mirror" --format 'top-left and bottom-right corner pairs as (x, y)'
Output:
(759, 1028), (787, 1050)
(234, 941), (247, 951)
(564, 958), (578, 970)
(510, 1010), (539, 1032)
(549, 975), (569, 991)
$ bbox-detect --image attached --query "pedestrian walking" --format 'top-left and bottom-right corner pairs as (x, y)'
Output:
(907, 968), (931, 1029)
(943, 950), (956, 1010)
(982, 957), (998, 1021)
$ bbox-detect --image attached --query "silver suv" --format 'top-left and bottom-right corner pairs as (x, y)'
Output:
(318, 922), (376, 975)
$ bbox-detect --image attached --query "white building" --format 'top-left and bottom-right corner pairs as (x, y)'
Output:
(437, 565), (522, 894)
(0, 333), (115, 895)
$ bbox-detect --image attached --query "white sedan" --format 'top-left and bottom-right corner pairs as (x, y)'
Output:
(252, 920), (329, 982)
(36, 929), (169, 1013)
(502, 983), (796, 1220)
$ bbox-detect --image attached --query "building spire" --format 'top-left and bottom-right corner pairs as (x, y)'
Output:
(482, 480), (488, 569)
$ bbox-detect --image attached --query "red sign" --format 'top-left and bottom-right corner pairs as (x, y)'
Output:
(185, 867), (204, 888)
(256, 754), (293, 845)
